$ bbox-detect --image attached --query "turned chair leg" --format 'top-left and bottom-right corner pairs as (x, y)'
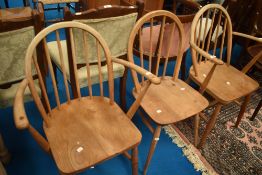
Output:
(120, 68), (128, 112)
(198, 104), (222, 149)
(235, 94), (251, 127)
(250, 99), (262, 121)
(194, 114), (200, 147)
(0, 133), (11, 164)
(180, 53), (187, 81)
(143, 125), (161, 175)
(132, 146), (139, 175)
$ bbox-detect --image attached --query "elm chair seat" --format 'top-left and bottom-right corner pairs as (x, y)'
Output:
(189, 61), (259, 104)
(133, 77), (208, 125)
(44, 97), (141, 173)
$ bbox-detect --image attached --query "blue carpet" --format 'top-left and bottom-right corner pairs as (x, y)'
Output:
(0, 1), (243, 174)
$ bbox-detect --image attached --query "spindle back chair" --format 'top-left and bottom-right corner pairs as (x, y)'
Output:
(13, 21), (160, 174)
(47, 5), (138, 109)
(127, 10), (209, 174)
(188, 4), (261, 148)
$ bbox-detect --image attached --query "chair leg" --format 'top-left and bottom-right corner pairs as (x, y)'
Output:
(120, 68), (128, 112)
(235, 94), (251, 127)
(198, 103), (222, 149)
(194, 114), (200, 147)
(0, 133), (11, 164)
(143, 125), (161, 175)
(250, 99), (262, 121)
(180, 53), (187, 81)
(132, 146), (139, 175)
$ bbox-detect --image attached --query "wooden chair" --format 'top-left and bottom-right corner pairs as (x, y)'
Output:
(0, 7), (44, 108)
(48, 5), (138, 104)
(127, 10), (209, 174)
(188, 4), (261, 148)
(34, 0), (80, 23)
(13, 21), (160, 174)
(133, 0), (201, 81)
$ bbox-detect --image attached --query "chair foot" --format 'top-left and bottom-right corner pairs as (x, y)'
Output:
(143, 125), (161, 175)
(198, 104), (222, 149)
(132, 146), (138, 175)
(0, 133), (11, 164)
(235, 95), (251, 127)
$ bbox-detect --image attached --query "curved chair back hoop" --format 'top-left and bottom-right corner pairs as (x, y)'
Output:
(128, 10), (185, 92)
(190, 4), (233, 76)
(25, 21), (114, 122)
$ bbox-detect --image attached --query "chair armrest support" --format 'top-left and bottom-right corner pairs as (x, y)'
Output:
(233, 32), (262, 43)
(190, 41), (224, 65)
(112, 57), (161, 84)
(13, 79), (30, 130)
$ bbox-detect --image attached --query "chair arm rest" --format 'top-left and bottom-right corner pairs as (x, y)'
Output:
(233, 32), (262, 43)
(190, 41), (224, 65)
(13, 79), (30, 130)
(112, 57), (161, 84)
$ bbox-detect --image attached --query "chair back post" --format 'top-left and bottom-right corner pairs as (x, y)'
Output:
(128, 10), (185, 92)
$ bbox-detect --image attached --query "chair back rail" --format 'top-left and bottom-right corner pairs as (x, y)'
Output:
(128, 10), (185, 92)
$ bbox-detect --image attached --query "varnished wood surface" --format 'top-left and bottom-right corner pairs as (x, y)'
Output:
(0, 7), (32, 21)
(44, 97), (141, 174)
(133, 77), (209, 125)
(189, 61), (259, 104)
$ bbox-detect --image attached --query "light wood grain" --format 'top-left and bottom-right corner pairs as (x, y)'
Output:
(189, 4), (260, 148)
(133, 77), (208, 125)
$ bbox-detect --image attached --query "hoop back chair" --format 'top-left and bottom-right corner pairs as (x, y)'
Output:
(47, 5), (138, 106)
(127, 10), (209, 174)
(13, 21), (160, 174)
(188, 4), (261, 148)
(135, 0), (201, 81)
